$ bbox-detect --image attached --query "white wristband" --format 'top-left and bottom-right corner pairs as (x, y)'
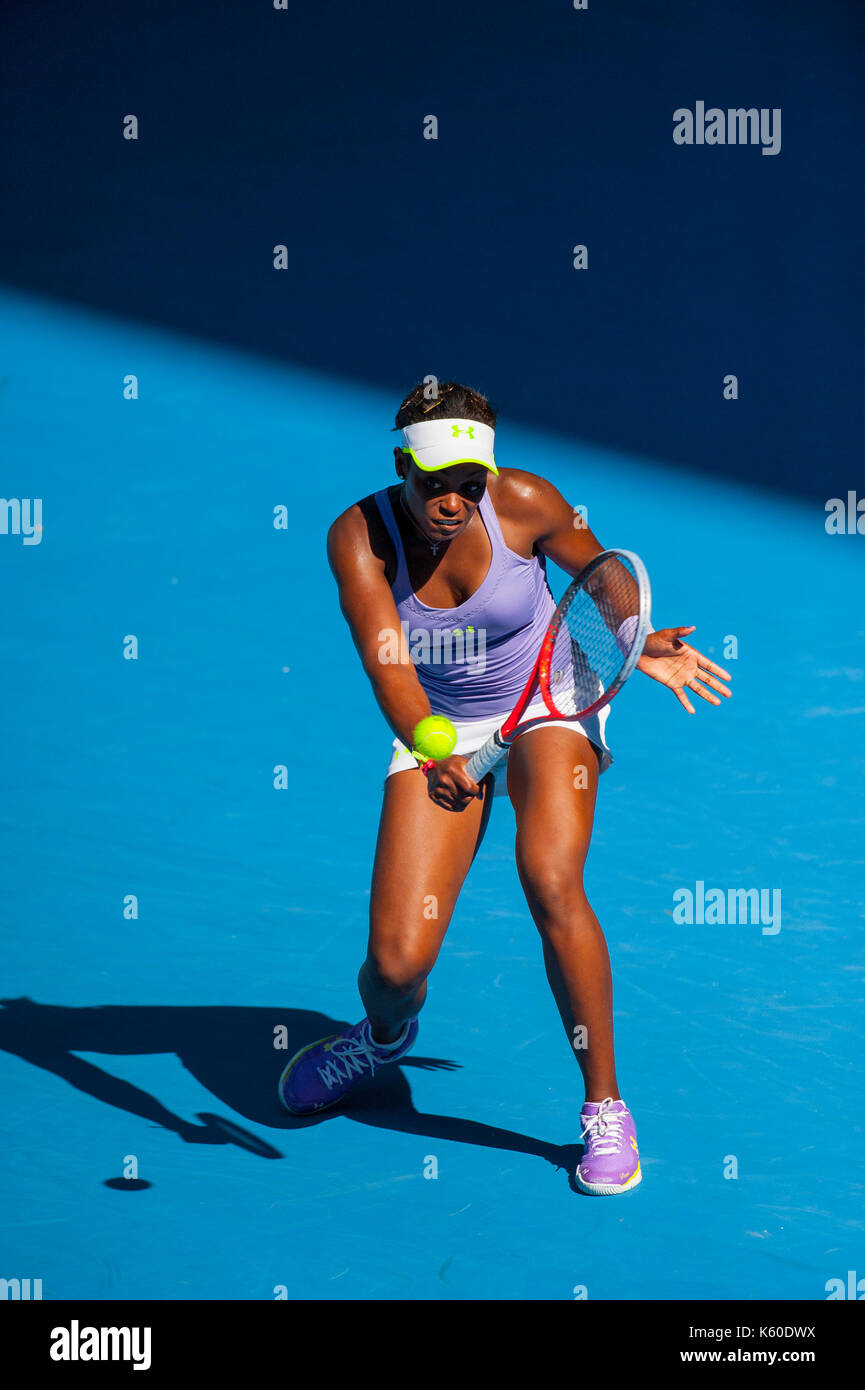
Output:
(615, 615), (653, 657)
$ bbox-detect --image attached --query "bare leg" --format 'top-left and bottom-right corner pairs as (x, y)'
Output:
(359, 768), (493, 1043)
(507, 728), (620, 1101)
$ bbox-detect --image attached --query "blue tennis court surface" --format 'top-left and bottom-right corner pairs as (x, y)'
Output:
(2, 287), (863, 1300)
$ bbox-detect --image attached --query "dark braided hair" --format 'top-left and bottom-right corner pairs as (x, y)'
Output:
(393, 380), (497, 431)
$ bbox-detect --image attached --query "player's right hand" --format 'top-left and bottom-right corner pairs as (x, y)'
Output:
(425, 754), (482, 811)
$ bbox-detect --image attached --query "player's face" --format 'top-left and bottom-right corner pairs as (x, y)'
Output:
(397, 455), (488, 543)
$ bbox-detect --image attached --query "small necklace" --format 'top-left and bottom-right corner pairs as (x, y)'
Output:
(399, 484), (444, 555)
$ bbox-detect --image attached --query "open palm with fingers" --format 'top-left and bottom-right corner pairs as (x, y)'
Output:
(637, 625), (732, 714)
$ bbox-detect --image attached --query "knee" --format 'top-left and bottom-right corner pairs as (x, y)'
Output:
(361, 947), (433, 998)
(519, 861), (588, 929)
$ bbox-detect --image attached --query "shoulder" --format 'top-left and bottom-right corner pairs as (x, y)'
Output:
(327, 490), (395, 578)
(488, 467), (573, 531)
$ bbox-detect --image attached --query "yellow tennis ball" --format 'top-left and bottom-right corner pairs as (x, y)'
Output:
(413, 715), (457, 761)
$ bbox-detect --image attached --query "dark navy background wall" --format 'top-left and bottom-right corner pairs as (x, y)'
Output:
(2, 0), (861, 500)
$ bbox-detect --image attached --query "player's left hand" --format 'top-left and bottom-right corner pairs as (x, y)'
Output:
(637, 626), (732, 714)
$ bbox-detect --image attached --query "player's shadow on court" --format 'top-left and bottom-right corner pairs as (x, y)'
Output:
(0, 998), (580, 1175)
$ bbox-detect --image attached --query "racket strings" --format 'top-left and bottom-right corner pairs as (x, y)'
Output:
(544, 555), (643, 717)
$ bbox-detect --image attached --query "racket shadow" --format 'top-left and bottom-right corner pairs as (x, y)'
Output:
(0, 997), (576, 1173)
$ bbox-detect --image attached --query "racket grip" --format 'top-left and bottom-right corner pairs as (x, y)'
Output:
(464, 730), (509, 784)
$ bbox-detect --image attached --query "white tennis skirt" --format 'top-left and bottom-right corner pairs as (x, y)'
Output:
(386, 699), (613, 798)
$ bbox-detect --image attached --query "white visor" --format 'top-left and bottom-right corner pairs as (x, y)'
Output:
(400, 418), (497, 474)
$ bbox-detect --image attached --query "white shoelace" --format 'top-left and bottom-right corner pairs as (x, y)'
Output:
(579, 1097), (626, 1155)
(316, 1027), (381, 1091)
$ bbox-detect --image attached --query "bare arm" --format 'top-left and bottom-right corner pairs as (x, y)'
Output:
(498, 471), (732, 713)
(525, 472), (639, 636)
(327, 505), (432, 751)
(499, 470), (605, 576)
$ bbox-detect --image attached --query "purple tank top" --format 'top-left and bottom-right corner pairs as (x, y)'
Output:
(374, 486), (558, 720)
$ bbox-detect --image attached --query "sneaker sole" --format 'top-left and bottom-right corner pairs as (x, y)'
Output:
(575, 1162), (642, 1196)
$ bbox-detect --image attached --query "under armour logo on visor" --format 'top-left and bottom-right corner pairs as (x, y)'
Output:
(451, 424), (475, 438)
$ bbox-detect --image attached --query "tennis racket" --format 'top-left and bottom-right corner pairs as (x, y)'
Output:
(463, 548), (652, 783)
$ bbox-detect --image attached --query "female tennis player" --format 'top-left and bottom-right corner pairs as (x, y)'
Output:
(279, 381), (731, 1195)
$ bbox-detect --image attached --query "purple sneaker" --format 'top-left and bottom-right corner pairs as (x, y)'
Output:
(575, 1097), (642, 1195)
(278, 1017), (419, 1115)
